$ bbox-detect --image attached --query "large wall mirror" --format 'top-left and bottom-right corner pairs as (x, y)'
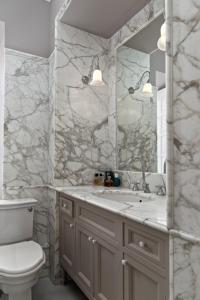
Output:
(116, 14), (166, 174)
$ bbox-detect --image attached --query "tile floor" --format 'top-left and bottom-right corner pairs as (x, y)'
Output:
(33, 277), (88, 300)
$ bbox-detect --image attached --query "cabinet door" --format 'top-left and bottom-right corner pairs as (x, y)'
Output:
(123, 254), (167, 300)
(93, 236), (123, 300)
(60, 212), (75, 276)
(75, 224), (94, 297)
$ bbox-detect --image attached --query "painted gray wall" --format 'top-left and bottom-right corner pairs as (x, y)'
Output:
(150, 50), (165, 86)
(0, 0), (51, 57)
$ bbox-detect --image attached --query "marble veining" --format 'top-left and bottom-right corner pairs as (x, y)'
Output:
(117, 46), (157, 172)
(0, 21), (5, 198)
(48, 51), (55, 185)
(108, 0), (165, 173)
(4, 49), (49, 187)
(54, 22), (114, 186)
(166, 0), (200, 298)
(171, 0), (200, 237)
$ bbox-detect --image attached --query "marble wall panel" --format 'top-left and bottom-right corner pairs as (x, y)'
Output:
(48, 51), (55, 185)
(0, 21), (5, 198)
(172, 235), (200, 300)
(4, 49), (49, 187)
(170, 0), (200, 237)
(48, 187), (61, 283)
(54, 22), (114, 186)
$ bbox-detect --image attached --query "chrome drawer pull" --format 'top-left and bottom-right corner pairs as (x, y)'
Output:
(92, 239), (96, 244)
(138, 241), (145, 248)
(63, 203), (68, 208)
(69, 223), (74, 228)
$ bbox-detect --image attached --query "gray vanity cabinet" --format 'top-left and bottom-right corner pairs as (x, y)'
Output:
(59, 193), (169, 300)
(75, 224), (94, 298)
(60, 200), (75, 277)
(93, 236), (123, 300)
(123, 253), (166, 300)
(75, 224), (122, 300)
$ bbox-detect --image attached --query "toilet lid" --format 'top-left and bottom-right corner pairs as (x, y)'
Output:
(0, 241), (44, 275)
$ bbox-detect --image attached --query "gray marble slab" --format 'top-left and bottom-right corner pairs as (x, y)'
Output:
(52, 185), (168, 233)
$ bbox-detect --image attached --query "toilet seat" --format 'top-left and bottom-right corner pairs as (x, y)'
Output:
(0, 241), (45, 277)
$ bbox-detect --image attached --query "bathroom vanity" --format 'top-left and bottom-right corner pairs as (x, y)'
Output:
(59, 187), (169, 300)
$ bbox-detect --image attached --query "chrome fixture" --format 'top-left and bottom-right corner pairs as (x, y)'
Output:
(156, 185), (166, 196)
(141, 160), (151, 193)
(82, 56), (105, 86)
(128, 70), (153, 97)
(132, 182), (140, 191)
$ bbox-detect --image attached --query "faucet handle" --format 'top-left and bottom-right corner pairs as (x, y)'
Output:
(132, 182), (140, 191)
(156, 185), (166, 196)
(143, 182), (151, 193)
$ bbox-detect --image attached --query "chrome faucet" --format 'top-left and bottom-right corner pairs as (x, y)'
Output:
(132, 182), (140, 191)
(141, 160), (151, 193)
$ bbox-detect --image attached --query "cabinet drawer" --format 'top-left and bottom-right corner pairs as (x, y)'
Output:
(124, 221), (168, 269)
(60, 196), (74, 217)
(77, 203), (122, 246)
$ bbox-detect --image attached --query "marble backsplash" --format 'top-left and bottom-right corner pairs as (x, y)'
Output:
(117, 170), (166, 193)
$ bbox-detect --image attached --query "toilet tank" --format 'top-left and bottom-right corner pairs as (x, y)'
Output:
(0, 199), (38, 245)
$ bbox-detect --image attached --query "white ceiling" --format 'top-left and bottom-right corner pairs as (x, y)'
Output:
(61, 0), (151, 38)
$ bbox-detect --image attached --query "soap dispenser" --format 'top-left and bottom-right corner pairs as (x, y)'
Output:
(113, 173), (121, 187)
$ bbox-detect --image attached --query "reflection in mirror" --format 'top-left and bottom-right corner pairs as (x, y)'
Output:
(116, 14), (166, 174)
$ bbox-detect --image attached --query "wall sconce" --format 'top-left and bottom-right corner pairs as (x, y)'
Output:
(82, 56), (105, 87)
(157, 22), (166, 51)
(128, 70), (153, 97)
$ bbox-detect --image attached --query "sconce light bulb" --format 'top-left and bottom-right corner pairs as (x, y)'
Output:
(160, 22), (166, 36)
(90, 69), (105, 86)
(142, 82), (153, 97)
(157, 35), (166, 51)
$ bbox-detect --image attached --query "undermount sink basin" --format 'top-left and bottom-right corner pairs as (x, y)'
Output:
(92, 190), (153, 204)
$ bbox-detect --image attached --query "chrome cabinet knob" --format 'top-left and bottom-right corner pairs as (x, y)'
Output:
(138, 241), (145, 248)
(92, 239), (97, 244)
(122, 259), (127, 266)
(63, 204), (68, 208)
(69, 223), (74, 228)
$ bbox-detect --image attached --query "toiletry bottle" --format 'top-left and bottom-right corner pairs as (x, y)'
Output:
(113, 173), (121, 187)
(104, 175), (113, 187)
(104, 171), (113, 187)
(99, 173), (104, 185)
(93, 173), (99, 185)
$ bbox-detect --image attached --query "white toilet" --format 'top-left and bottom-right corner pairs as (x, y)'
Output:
(0, 199), (45, 300)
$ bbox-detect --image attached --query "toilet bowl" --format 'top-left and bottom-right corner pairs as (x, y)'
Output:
(0, 199), (45, 300)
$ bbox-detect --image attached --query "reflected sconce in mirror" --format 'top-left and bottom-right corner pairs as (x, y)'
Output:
(82, 56), (105, 87)
(128, 70), (153, 97)
(157, 22), (166, 51)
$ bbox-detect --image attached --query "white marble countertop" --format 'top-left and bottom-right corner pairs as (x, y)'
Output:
(51, 185), (168, 233)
